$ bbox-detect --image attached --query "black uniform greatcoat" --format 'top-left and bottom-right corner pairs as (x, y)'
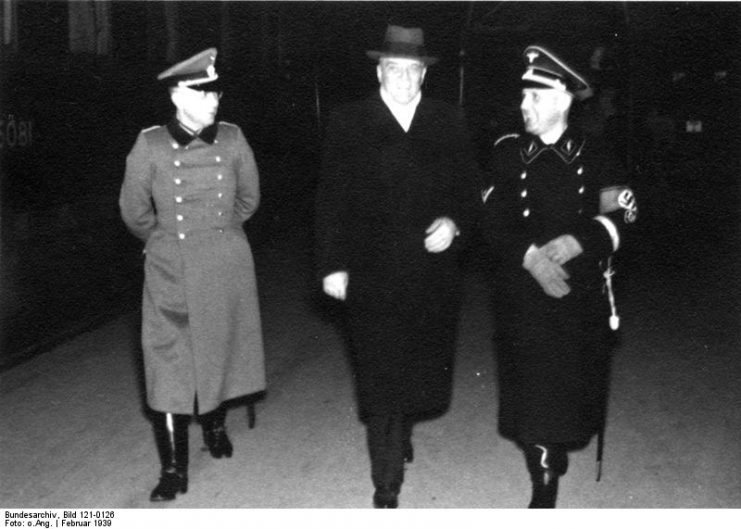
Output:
(315, 92), (480, 420)
(481, 127), (630, 446)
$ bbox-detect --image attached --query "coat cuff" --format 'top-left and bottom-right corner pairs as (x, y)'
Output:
(569, 217), (615, 260)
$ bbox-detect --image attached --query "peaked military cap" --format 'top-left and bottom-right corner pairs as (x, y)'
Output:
(157, 48), (220, 89)
(521, 45), (592, 100)
(366, 25), (438, 65)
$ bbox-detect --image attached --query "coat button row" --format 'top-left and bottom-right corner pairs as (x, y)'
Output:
(523, 208), (530, 217)
(176, 212), (223, 221)
(174, 174), (222, 185)
(173, 157), (221, 167)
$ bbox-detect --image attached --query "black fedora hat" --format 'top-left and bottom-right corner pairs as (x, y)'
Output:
(366, 25), (438, 65)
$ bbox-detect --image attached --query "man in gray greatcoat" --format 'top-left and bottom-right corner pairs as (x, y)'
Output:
(120, 48), (265, 501)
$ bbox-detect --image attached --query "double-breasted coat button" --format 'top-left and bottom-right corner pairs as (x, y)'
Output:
(577, 166), (584, 175)
(175, 196), (183, 203)
(217, 211), (224, 217)
(174, 178), (182, 185)
(523, 208), (531, 217)
(520, 171), (527, 180)
(218, 192), (223, 198)
(215, 156), (221, 162)
(176, 214), (184, 221)
(171, 143), (179, 149)
(174, 160), (181, 167)
(178, 233), (185, 240)
(521, 189), (528, 198)
(578, 186), (585, 194)
(217, 174), (223, 180)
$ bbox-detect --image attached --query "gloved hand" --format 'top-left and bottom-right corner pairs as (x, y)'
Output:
(424, 217), (458, 253)
(323, 271), (348, 301)
(542, 234), (583, 265)
(523, 245), (571, 298)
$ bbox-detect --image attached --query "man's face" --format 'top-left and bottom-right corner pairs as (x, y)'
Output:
(377, 57), (427, 106)
(173, 86), (221, 130)
(520, 88), (570, 137)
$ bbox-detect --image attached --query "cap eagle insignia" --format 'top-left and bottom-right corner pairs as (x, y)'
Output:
(526, 50), (540, 64)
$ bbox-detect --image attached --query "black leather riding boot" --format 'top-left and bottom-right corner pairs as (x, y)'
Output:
(524, 444), (568, 508)
(150, 412), (190, 501)
(367, 414), (404, 508)
(200, 405), (233, 459)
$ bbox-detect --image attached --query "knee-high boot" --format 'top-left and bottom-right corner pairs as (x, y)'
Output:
(367, 414), (404, 508)
(200, 405), (233, 459)
(524, 444), (568, 508)
(150, 412), (190, 501)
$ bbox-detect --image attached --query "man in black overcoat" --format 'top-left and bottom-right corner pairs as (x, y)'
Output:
(315, 25), (480, 508)
(480, 45), (638, 508)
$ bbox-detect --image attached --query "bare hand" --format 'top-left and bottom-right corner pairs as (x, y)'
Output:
(323, 271), (348, 301)
(424, 217), (458, 253)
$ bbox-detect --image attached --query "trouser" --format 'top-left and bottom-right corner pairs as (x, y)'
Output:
(366, 414), (405, 492)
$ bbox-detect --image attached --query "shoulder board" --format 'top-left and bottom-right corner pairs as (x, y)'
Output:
(141, 125), (162, 133)
(494, 133), (520, 147)
(218, 121), (239, 129)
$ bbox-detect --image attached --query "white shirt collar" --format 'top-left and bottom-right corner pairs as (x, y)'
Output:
(379, 88), (421, 133)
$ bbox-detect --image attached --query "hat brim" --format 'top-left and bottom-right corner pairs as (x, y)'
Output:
(366, 50), (438, 65)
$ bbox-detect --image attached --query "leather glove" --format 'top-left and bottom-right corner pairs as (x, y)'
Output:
(542, 234), (583, 265)
(424, 217), (458, 253)
(523, 245), (571, 298)
(323, 271), (348, 301)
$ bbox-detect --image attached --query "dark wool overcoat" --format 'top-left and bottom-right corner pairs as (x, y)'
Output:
(315, 93), (481, 420)
(480, 127), (632, 446)
(120, 120), (266, 415)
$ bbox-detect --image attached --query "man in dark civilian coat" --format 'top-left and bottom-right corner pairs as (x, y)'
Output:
(480, 45), (638, 508)
(315, 25), (480, 508)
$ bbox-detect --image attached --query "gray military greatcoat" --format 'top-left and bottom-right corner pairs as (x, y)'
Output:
(120, 120), (265, 415)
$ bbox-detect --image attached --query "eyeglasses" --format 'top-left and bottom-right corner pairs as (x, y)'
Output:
(382, 62), (424, 78)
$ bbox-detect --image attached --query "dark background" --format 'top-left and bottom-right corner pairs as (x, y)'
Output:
(1, 1), (739, 370)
